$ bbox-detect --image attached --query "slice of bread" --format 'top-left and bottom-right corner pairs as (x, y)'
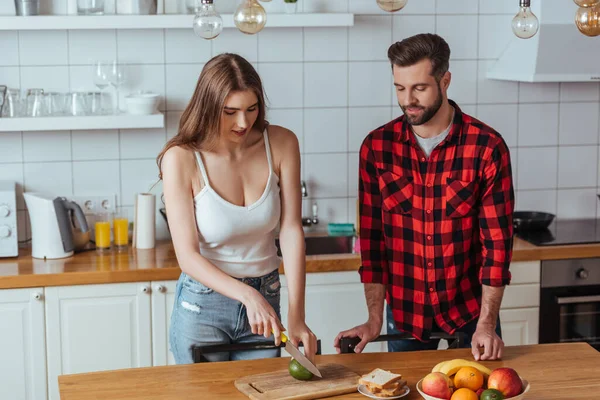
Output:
(358, 368), (403, 390)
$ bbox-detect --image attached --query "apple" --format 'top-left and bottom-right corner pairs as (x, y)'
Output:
(487, 368), (523, 398)
(422, 372), (453, 399)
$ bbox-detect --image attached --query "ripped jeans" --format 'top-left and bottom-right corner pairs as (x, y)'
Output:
(169, 269), (281, 364)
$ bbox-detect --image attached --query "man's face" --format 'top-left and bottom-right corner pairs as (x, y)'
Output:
(393, 59), (450, 126)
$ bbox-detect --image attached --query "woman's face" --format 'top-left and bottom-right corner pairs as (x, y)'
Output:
(220, 90), (260, 144)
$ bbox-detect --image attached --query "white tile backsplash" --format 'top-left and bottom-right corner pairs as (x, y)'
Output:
(117, 30), (165, 64)
(476, 104), (518, 148)
(349, 16), (392, 61)
(349, 61), (391, 106)
(436, 16), (478, 60)
(4, 6), (600, 233)
(305, 62), (348, 107)
(558, 102), (600, 146)
(517, 147), (558, 190)
(557, 188), (598, 219)
(304, 153), (348, 198)
(260, 63), (304, 109)
(304, 108), (348, 153)
(165, 29), (212, 64)
(18, 31), (68, 66)
(0, 32), (19, 66)
(518, 103), (559, 147)
(0, 133), (24, 163)
(519, 83), (560, 103)
(68, 30), (117, 65)
(258, 28), (304, 63)
(72, 130), (120, 161)
(304, 28), (348, 62)
(24, 162), (73, 196)
(558, 146), (597, 188)
(23, 131), (71, 162)
(515, 190), (557, 214)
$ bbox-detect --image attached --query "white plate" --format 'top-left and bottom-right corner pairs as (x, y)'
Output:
(358, 384), (410, 399)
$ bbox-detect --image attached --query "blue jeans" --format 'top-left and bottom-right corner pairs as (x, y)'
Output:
(386, 305), (502, 352)
(169, 269), (281, 364)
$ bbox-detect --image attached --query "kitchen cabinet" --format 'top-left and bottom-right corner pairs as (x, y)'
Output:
(45, 282), (152, 400)
(151, 280), (177, 366)
(499, 261), (541, 346)
(281, 271), (386, 355)
(0, 287), (47, 400)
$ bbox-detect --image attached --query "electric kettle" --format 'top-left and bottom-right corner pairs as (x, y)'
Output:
(24, 193), (90, 259)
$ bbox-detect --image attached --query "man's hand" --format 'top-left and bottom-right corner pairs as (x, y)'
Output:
(471, 323), (504, 361)
(333, 319), (382, 354)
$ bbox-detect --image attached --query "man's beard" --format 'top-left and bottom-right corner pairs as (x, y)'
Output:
(400, 85), (443, 126)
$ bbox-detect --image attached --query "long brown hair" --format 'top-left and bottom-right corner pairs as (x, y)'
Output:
(156, 53), (267, 178)
(387, 33), (450, 81)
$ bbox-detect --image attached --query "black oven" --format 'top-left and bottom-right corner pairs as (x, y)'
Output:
(539, 258), (600, 351)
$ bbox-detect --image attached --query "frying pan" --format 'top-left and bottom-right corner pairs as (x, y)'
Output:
(513, 211), (555, 232)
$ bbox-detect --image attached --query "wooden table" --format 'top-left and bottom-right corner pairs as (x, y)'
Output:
(59, 343), (600, 399)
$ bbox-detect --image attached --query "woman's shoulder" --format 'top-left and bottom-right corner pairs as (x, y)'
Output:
(266, 124), (299, 152)
(161, 145), (197, 171)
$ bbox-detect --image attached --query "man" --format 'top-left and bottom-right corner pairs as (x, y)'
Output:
(334, 33), (514, 361)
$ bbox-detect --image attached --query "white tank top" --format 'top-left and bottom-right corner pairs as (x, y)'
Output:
(193, 129), (281, 278)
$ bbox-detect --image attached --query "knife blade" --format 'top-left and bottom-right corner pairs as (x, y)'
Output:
(279, 332), (322, 378)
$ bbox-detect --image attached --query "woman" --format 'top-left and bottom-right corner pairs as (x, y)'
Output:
(157, 53), (317, 364)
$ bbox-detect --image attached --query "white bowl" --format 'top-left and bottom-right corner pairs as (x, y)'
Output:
(125, 92), (160, 115)
(416, 378), (530, 400)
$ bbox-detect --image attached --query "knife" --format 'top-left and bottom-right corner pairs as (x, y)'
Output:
(278, 331), (322, 378)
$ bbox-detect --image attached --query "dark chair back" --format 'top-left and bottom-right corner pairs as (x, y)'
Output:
(192, 339), (322, 363)
(338, 332), (465, 354)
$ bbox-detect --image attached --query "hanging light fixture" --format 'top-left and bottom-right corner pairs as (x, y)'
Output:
(575, 3), (600, 36)
(234, 0), (267, 35)
(375, 0), (408, 12)
(573, 0), (600, 7)
(512, 0), (539, 39)
(192, 0), (223, 40)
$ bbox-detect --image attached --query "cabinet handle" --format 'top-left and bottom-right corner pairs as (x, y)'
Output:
(32, 292), (43, 301)
(155, 285), (166, 293)
(141, 286), (150, 294)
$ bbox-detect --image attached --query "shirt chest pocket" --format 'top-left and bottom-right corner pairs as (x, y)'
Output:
(378, 171), (413, 215)
(445, 177), (478, 218)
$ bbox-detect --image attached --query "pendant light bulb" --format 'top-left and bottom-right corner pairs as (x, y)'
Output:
(575, 4), (600, 36)
(573, 0), (600, 7)
(375, 0), (408, 12)
(192, 0), (223, 40)
(234, 0), (267, 35)
(512, 0), (539, 39)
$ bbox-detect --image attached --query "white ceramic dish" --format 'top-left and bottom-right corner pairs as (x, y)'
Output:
(357, 384), (410, 399)
(125, 92), (160, 115)
(416, 378), (530, 400)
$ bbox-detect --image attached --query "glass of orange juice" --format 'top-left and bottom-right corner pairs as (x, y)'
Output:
(94, 212), (112, 253)
(113, 208), (129, 252)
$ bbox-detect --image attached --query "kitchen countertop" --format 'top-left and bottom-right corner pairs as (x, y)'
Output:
(1, 237), (600, 289)
(58, 343), (600, 399)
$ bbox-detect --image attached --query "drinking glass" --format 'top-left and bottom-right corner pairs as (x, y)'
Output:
(25, 88), (46, 117)
(112, 209), (129, 252)
(93, 61), (110, 114)
(94, 212), (112, 253)
(108, 61), (127, 114)
(77, 0), (105, 15)
(1, 88), (22, 118)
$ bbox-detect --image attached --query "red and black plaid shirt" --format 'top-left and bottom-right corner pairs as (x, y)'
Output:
(358, 101), (514, 341)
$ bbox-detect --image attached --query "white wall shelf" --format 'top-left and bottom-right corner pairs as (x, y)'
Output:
(0, 13), (354, 30)
(0, 113), (164, 132)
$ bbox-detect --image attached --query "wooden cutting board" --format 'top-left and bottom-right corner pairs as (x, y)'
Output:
(234, 363), (360, 400)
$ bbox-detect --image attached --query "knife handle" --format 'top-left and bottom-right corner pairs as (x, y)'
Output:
(271, 329), (288, 343)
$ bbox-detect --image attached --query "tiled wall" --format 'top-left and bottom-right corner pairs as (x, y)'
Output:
(1, 0), (600, 243)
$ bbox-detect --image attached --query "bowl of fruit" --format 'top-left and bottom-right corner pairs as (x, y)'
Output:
(416, 359), (530, 400)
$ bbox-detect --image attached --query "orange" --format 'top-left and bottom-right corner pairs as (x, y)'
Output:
(450, 388), (479, 400)
(453, 366), (484, 391)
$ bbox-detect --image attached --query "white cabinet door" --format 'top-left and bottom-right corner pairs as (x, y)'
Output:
(499, 307), (539, 346)
(151, 280), (177, 366)
(281, 272), (386, 355)
(45, 282), (152, 400)
(0, 287), (47, 400)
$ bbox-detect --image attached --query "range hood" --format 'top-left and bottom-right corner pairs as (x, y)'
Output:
(487, 0), (600, 83)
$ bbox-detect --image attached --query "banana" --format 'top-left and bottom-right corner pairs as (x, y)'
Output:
(431, 360), (447, 373)
(438, 359), (492, 377)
